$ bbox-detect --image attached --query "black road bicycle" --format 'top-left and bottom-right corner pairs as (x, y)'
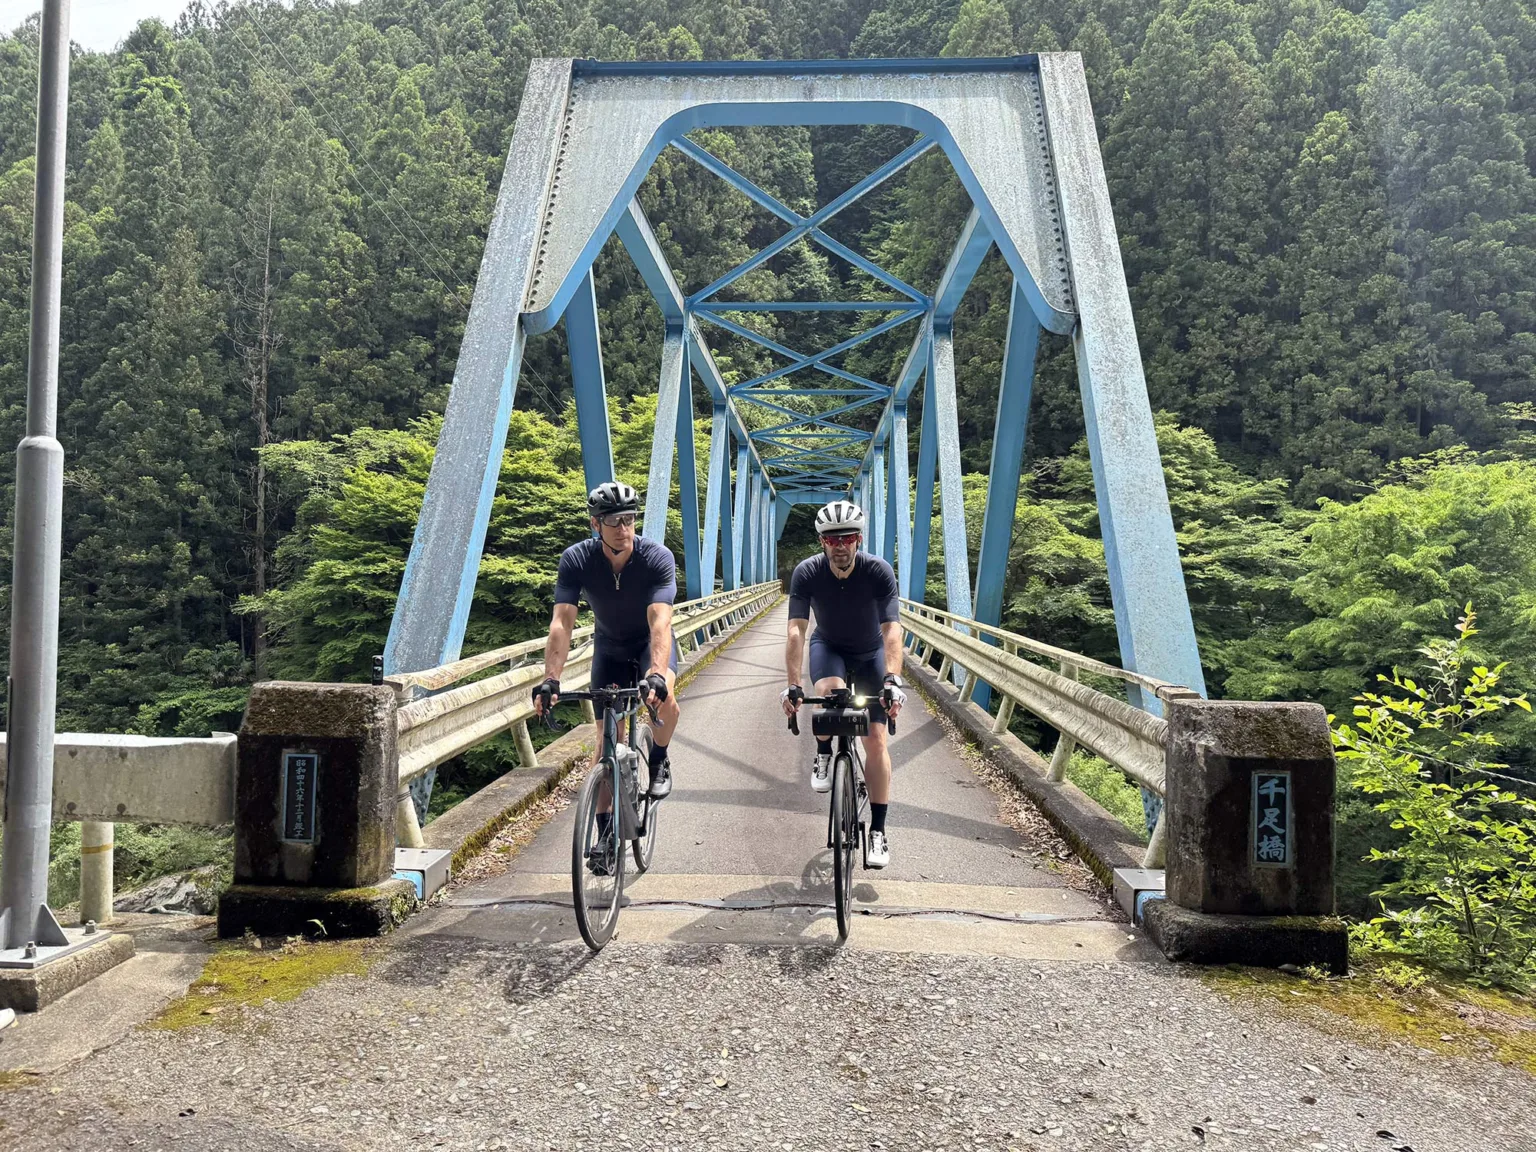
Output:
(543, 685), (660, 951)
(788, 689), (896, 940)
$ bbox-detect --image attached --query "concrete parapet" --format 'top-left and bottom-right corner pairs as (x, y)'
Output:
(235, 682), (398, 890)
(1164, 698), (1335, 917)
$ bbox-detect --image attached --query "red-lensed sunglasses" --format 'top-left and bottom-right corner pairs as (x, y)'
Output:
(820, 533), (860, 546)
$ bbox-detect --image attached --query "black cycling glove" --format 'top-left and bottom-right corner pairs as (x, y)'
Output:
(532, 677), (559, 708)
(644, 672), (670, 702)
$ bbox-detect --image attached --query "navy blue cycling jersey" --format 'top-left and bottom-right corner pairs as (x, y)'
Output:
(554, 536), (677, 643)
(787, 551), (899, 653)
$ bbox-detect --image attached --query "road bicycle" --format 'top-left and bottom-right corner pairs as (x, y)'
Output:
(787, 688), (896, 940)
(542, 684), (660, 951)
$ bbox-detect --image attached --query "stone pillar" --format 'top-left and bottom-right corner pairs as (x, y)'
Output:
(1142, 698), (1347, 973)
(219, 682), (416, 939)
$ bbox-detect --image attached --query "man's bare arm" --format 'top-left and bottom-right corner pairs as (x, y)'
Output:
(543, 603), (579, 680)
(786, 617), (808, 686)
(647, 602), (674, 677)
(881, 620), (904, 679)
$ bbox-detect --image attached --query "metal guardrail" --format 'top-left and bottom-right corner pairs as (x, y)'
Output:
(17, 581), (780, 918)
(387, 580), (782, 846)
(900, 599), (1199, 868)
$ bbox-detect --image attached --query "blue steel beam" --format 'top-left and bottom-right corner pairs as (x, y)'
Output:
(564, 270), (615, 491)
(643, 325), (688, 543)
(696, 310), (891, 392)
(909, 370), (938, 603)
(701, 404), (728, 593)
(890, 403), (912, 592)
(732, 441), (749, 587)
(883, 424), (898, 562)
(385, 61), (573, 673)
(871, 445), (888, 561)
(1038, 55), (1207, 701)
(671, 138), (927, 304)
(676, 354), (703, 598)
(856, 210), (991, 480)
(695, 301), (917, 313)
(971, 284), (1040, 707)
(689, 136), (937, 304)
(614, 199), (774, 494)
(730, 310), (922, 391)
(929, 330), (973, 624)
(719, 431), (736, 590)
(746, 465), (763, 583)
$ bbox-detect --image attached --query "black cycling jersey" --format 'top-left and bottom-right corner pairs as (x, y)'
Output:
(554, 536), (678, 643)
(787, 551), (899, 653)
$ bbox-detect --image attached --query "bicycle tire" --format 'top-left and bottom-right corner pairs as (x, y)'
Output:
(572, 760), (625, 951)
(832, 752), (857, 940)
(630, 724), (659, 874)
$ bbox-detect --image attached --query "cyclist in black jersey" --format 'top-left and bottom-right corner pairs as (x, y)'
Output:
(780, 499), (907, 868)
(532, 483), (681, 824)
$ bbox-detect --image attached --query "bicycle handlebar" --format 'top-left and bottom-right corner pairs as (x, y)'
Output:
(786, 692), (896, 738)
(538, 684), (658, 725)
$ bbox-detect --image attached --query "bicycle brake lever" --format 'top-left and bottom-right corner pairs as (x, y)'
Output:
(788, 712), (799, 736)
(887, 715), (896, 736)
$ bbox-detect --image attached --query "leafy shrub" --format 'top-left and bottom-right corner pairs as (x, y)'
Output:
(1063, 750), (1149, 842)
(1334, 607), (1536, 988)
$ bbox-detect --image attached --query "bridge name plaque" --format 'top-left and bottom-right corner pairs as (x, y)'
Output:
(1251, 770), (1292, 868)
(281, 750), (320, 843)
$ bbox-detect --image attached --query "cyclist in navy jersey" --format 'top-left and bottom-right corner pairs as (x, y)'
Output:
(780, 500), (907, 868)
(533, 483), (681, 813)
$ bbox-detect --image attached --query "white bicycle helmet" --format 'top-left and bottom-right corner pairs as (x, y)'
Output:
(814, 499), (866, 535)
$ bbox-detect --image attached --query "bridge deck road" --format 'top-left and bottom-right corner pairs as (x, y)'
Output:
(422, 600), (1142, 958)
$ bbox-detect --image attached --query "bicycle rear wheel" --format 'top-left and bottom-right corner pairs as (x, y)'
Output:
(630, 724), (659, 874)
(831, 752), (858, 940)
(572, 760), (625, 951)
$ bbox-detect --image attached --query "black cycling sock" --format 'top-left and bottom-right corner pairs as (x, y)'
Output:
(816, 737), (832, 756)
(596, 811), (613, 839)
(648, 740), (668, 769)
(870, 803), (888, 834)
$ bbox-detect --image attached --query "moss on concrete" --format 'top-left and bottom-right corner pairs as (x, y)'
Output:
(1205, 954), (1536, 1076)
(151, 938), (371, 1032)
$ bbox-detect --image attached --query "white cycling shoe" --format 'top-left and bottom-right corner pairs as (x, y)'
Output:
(865, 829), (890, 869)
(811, 753), (832, 794)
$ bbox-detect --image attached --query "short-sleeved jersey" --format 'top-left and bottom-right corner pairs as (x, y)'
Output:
(553, 536), (677, 643)
(787, 551), (899, 653)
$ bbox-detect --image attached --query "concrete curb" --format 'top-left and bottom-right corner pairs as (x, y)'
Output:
(0, 933), (135, 1014)
(906, 658), (1147, 892)
(421, 594), (784, 870)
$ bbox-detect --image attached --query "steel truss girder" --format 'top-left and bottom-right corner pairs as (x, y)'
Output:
(389, 54), (1206, 710)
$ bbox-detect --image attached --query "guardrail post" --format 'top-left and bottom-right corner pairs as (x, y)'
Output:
(581, 699), (597, 726)
(1046, 662), (1080, 781)
(937, 654), (952, 682)
(78, 820), (113, 926)
(222, 682), (414, 939)
(514, 719), (539, 769)
(1140, 696), (1345, 973)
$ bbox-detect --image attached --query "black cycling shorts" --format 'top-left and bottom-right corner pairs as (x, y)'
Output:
(591, 633), (679, 712)
(808, 633), (888, 722)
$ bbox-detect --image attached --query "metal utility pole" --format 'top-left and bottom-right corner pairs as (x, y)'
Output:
(1, 0), (71, 951)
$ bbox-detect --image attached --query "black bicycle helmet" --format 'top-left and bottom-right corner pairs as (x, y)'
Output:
(587, 481), (639, 517)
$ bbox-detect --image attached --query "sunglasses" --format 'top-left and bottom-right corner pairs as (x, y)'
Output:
(820, 533), (859, 547)
(598, 513), (636, 528)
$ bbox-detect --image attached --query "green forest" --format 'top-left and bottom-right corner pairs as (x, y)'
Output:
(1, 0), (1535, 975)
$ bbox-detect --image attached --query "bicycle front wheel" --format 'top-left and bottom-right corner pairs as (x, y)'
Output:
(572, 760), (625, 951)
(831, 752), (858, 940)
(630, 724), (659, 874)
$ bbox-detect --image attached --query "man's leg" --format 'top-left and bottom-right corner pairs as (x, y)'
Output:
(645, 650), (680, 797)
